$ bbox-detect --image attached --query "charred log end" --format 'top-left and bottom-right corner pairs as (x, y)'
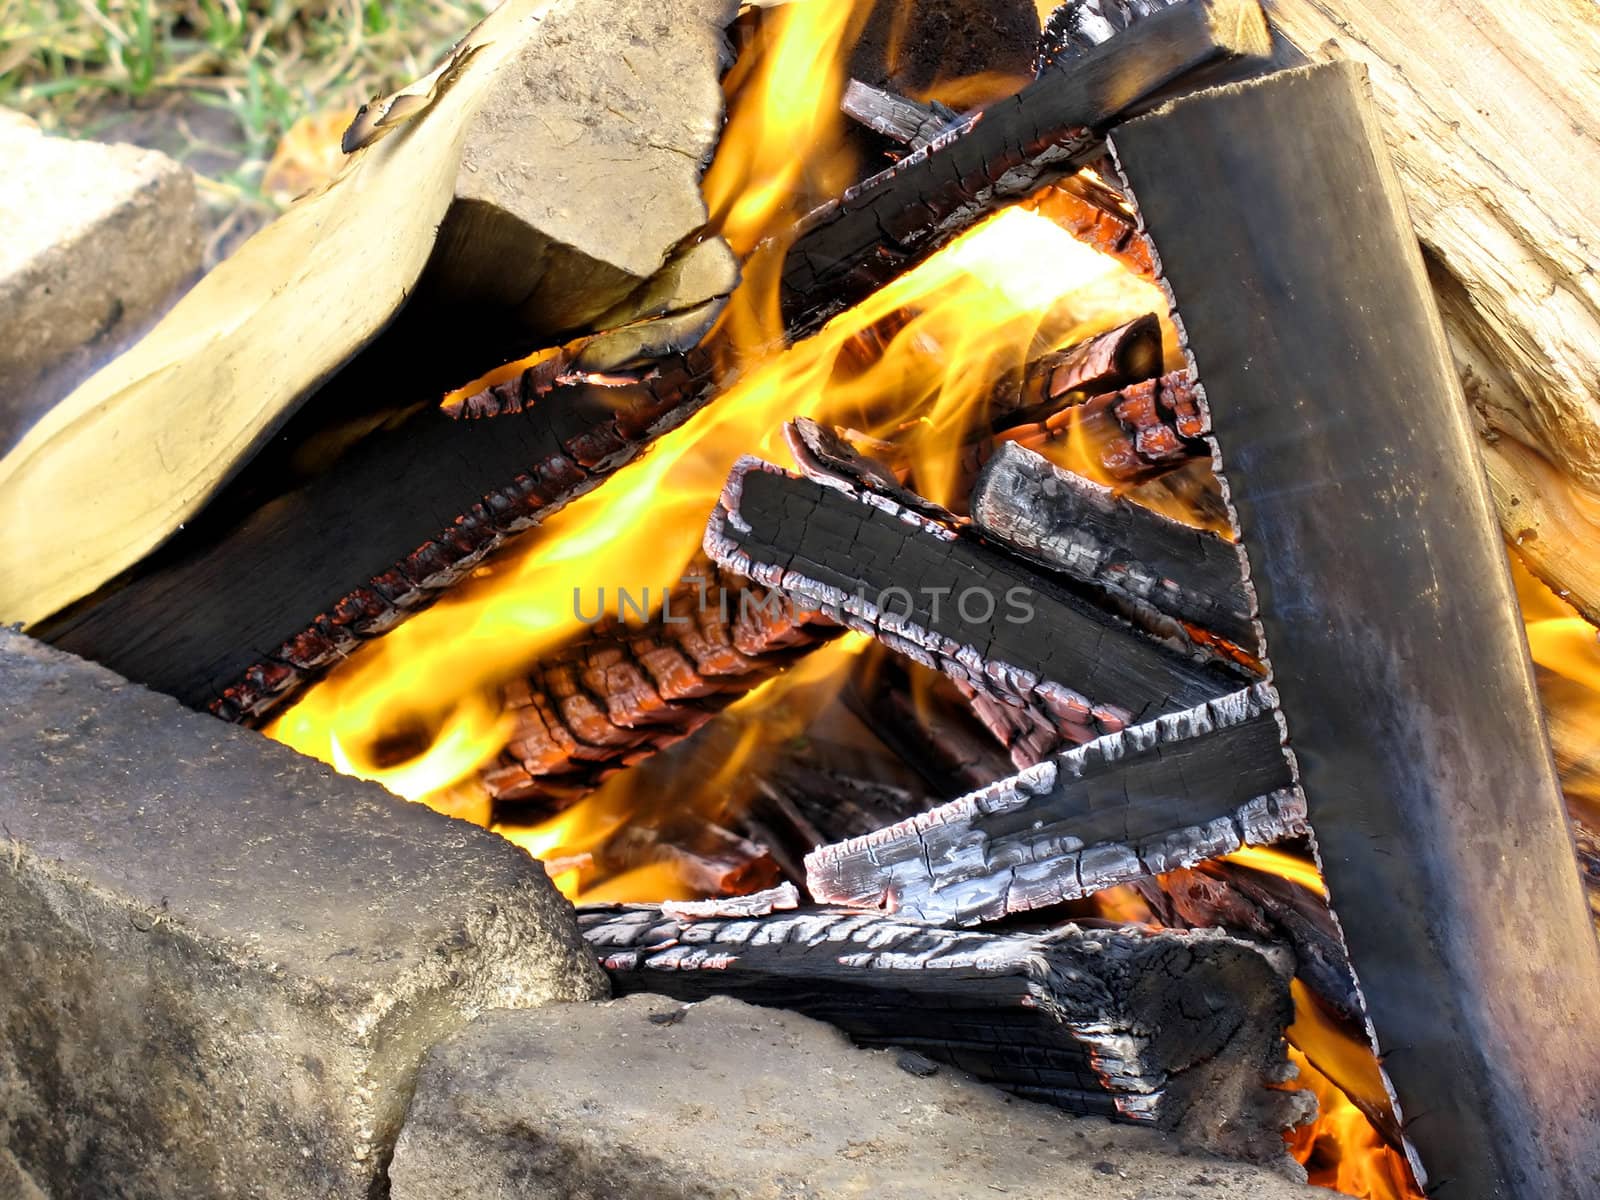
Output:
(1114, 931), (1311, 1160)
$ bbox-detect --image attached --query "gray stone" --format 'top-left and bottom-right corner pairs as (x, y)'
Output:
(0, 109), (202, 448)
(0, 631), (607, 1198)
(390, 995), (1321, 1200)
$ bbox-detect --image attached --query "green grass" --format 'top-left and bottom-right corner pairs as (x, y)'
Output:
(0, 0), (488, 205)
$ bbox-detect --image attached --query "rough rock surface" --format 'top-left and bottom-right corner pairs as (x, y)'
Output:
(390, 994), (1321, 1200)
(0, 109), (201, 448)
(0, 630), (607, 1199)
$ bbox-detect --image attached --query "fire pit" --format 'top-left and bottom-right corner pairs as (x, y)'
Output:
(2, 1), (1598, 1197)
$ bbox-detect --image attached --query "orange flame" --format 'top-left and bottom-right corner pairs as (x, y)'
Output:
(1511, 548), (1600, 821)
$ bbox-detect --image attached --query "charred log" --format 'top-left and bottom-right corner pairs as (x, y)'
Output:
(780, 0), (1270, 337)
(806, 683), (1304, 926)
(988, 314), (1163, 425)
(599, 814), (782, 897)
(704, 459), (1247, 753)
(40, 356), (719, 724)
(971, 441), (1254, 649)
(578, 903), (1306, 1154)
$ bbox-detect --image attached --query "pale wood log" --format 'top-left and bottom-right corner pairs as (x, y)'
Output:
(1260, 0), (1600, 620)
(0, 0), (739, 629)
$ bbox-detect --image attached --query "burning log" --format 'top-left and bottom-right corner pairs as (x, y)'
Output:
(1152, 861), (1362, 1029)
(840, 651), (1015, 794)
(805, 683), (1303, 925)
(971, 441), (1254, 649)
(578, 903), (1308, 1153)
(1029, 181), (1155, 279)
(481, 556), (835, 806)
(599, 814), (781, 897)
(1002, 369), (1209, 485)
(1111, 62), (1600, 1193)
(988, 313), (1163, 425)
(704, 458), (1248, 752)
(40, 360), (721, 723)
(780, 0), (1270, 336)
(4, 3), (1249, 725)
(1035, 0), (1185, 75)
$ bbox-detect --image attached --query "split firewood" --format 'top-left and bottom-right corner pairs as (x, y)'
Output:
(704, 458), (1250, 750)
(780, 0), (1270, 337)
(1112, 62), (1600, 1191)
(1255, 0), (1600, 624)
(805, 683), (1303, 925)
(972, 441), (1255, 650)
(839, 80), (958, 152)
(53, 360), (719, 723)
(578, 903), (1310, 1158)
(0, 0), (740, 631)
(480, 556), (836, 806)
(1153, 861), (1362, 1028)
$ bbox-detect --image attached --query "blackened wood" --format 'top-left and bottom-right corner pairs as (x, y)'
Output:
(840, 80), (958, 151)
(1111, 62), (1600, 1197)
(37, 351), (721, 723)
(840, 652), (1014, 794)
(972, 441), (1254, 648)
(579, 904), (1300, 1137)
(806, 683), (1303, 925)
(705, 459), (1248, 744)
(780, 0), (1270, 337)
(1154, 860), (1361, 1027)
(481, 556), (835, 807)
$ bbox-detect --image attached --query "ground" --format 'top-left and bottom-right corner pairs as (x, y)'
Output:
(0, 0), (488, 262)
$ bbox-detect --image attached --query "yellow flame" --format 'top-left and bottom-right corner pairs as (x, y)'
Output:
(267, 207), (1157, 808)
(1286, 982), (1422, 1200)
(1222, 845), (1329, 897)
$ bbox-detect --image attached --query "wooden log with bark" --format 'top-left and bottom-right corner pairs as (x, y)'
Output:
(972, 441), (1254, 649)
(577, 903), (1309, 1157)
(806, 683), (1304, 925)
(703, 457), (1249, 747)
